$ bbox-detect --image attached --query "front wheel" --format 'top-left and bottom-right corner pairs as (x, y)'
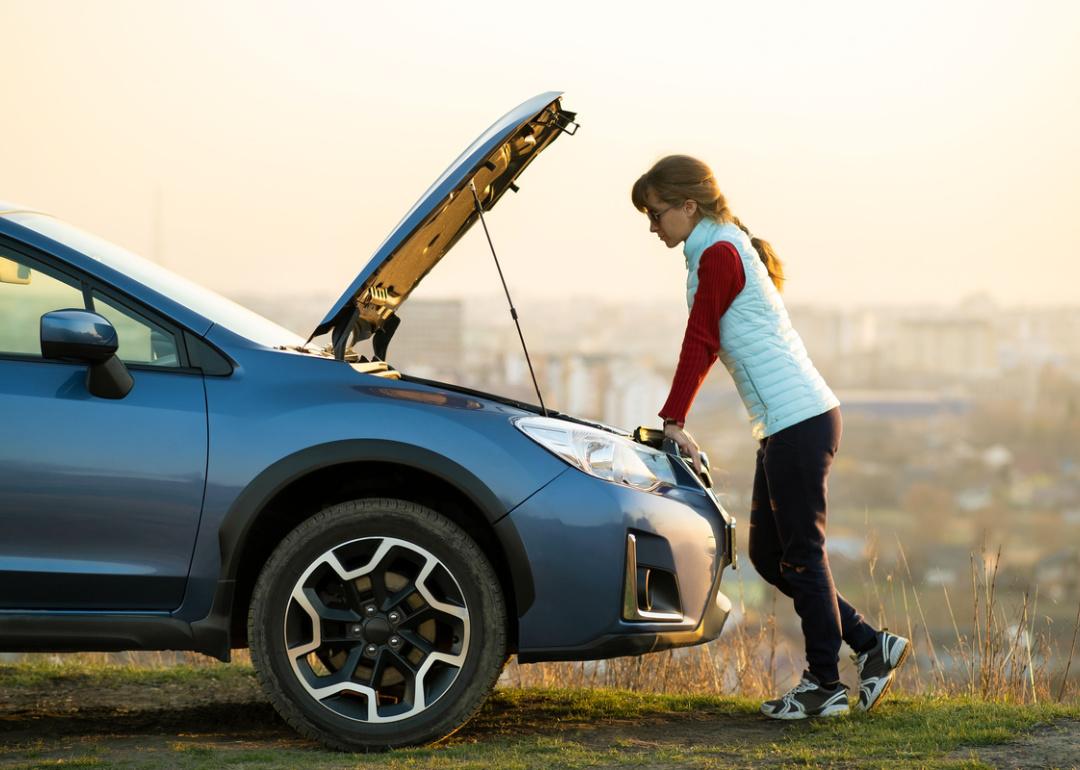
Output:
(248, 498), (507, 751)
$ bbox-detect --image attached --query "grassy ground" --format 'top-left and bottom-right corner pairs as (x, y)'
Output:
(0, 662), (1077, 769)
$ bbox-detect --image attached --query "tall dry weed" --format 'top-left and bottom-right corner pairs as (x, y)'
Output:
(508, 537), (1079, 703)
(7, 541), (1078, 704)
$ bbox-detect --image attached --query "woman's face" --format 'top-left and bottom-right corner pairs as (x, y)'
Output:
(643, 187), (699, 248)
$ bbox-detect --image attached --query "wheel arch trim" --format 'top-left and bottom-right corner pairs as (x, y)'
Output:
(197, 439), (537, 656)
(216, 439), (512, 581)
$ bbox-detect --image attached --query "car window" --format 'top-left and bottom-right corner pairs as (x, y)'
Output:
(91, 291), (181, 367)
(8, 212), (306, 349)
(0, 251), (86, 357)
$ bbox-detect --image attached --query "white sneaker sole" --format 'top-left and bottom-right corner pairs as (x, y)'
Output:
(858, 636), (911, 712)
(762, 702), (850, 720)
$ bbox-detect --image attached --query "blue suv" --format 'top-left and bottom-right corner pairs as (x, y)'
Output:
(0, 92), (735, 750)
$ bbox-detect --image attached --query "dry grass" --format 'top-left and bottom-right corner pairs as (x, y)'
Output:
(506, 538), (1080, 704)
(11, 542), (1079, 706)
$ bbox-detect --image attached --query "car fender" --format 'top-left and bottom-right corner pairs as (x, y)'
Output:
(216, 438), (517, 581)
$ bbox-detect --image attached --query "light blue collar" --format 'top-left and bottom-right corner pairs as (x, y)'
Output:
(682, 217), (752, 270)
(683, 217), (720, 268)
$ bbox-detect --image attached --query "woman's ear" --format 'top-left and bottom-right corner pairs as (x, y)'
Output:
(684, 199), (699, 219)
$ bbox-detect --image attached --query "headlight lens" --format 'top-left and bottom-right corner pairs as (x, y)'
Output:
(514, 416), (677, 492)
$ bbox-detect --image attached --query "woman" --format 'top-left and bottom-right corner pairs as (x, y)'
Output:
(632, 155), (909, 719)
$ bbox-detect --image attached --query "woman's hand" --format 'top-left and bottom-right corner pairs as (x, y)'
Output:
(664, 422), (703, 475)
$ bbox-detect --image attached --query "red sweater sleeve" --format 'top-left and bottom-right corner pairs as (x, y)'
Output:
(659, 241), (745, 425)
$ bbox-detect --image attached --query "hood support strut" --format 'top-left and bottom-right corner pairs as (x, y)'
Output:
(469, 181), (547, 418)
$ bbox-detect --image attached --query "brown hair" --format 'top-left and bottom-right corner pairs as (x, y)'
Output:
(631, 154), (784, 291)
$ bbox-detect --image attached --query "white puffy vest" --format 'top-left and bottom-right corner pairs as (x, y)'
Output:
(684, 218), (839, 439)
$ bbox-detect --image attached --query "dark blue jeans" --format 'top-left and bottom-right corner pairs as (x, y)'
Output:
(748, 407), (877, 685)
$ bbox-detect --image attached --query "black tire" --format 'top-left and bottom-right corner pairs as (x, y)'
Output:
(248, 498), (507, 751)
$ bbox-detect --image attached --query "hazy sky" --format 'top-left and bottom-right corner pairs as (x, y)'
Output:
(2, 0), (1078, 332)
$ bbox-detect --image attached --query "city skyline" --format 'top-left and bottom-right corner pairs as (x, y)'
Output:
(2, 1), (1079, 310)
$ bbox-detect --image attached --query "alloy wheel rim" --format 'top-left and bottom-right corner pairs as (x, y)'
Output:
(284, 536), (470, 723)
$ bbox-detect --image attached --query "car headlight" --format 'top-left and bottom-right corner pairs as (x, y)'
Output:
(513, 416), (677, 492)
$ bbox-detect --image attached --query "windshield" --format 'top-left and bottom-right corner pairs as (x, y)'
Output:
(6, 212), (305, 348)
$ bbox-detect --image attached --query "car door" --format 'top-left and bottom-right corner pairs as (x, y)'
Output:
(0, 243), (207, 611)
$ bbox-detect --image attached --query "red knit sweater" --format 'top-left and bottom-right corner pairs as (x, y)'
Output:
(658, 241), (746, 426)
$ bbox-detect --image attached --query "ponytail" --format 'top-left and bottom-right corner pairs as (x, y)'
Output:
(732, 217), (784, 292)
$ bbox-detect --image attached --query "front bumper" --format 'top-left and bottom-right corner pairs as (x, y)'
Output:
(500, 465), (736, 663)
(517, 540), (733, 662)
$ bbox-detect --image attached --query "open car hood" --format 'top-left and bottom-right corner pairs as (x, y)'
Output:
(310, 91), (577, 352)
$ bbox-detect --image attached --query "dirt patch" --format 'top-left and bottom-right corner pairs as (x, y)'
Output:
(0, 672), (799, 767)
(947, 718), (1080, 770)
(1, 673), (1075, 769)
(2, 671), (256, 714)
(551, 714), (801, 770)
(544, 712), (789, 750)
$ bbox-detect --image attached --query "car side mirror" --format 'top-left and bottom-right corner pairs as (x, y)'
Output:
(40, 309), (134, 399)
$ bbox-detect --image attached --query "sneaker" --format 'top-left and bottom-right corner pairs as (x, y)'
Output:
(760, 671), (850, 720)
(852, 629), (911, 712)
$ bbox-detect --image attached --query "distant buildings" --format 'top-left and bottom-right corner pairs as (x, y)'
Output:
(390, 299), (465, 378)
(231, 292), (1080, 442)
(835, 389), (972, 419)
(790, 302), (1001, 385)
(531, 352), (670, 430)
(891, 317), (998, 379)
(787, 305), (879, 364)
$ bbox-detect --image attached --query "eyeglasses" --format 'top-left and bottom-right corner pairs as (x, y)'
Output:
(646, 203), (680, 224)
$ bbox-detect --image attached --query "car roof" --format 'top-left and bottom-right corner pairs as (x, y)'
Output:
(0, 202), (37, 216)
